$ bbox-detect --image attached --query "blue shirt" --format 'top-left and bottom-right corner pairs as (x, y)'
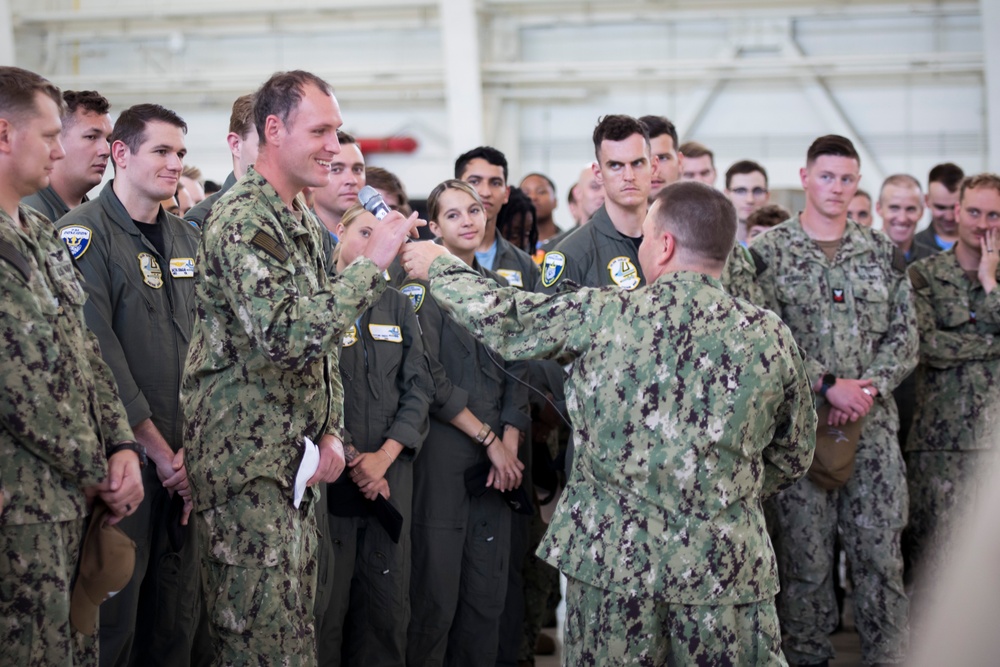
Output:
(475, 238), (498, 271)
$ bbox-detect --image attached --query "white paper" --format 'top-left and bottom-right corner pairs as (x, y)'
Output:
(294, 436), (320, 509)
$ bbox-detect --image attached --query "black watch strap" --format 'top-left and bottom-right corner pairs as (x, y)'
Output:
(819, 373), (837, 398)
(107, 441), (148, 469)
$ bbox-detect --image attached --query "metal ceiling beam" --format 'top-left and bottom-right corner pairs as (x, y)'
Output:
(439, 0), (484, 156)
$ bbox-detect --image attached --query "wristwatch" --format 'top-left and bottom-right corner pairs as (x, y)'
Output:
(107, 441), (148, 469)
(819, 373), (837, 398)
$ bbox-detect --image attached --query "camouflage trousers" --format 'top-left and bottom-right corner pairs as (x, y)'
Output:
(905, 450), (989, 594)
(196, 479), (319, 667)
(562, 577), (786, 667)
(0, 518), (98, 666)
(776, 404), (909, 666)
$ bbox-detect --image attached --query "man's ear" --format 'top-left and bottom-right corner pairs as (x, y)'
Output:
(593, 161), (603, 187)
(658, 230), (676, 270)
(264, 114), (283, 146)
(111, 140), (130, 170)
(0, 118), (12, 155)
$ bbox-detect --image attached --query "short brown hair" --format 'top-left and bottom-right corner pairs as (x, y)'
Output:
(725, 160), (768, 190)
(746, 203), (790, 231)
(959, 173), (1000, 202)
(62, 90), (110, 122)
(366, 166), (411, 216)
(0, 66), (64, 122)
(110, 104), (187, 154)
(427, 179), (482, 223)
(228, 93), (255, 139)
(254, 70), (333, 145)
(679, 141), (714, 164)
(652, 181), (736, 265)
(879, 174), (922, 201)
(593, 114), (649, 161)
(806, 135), (860, 167)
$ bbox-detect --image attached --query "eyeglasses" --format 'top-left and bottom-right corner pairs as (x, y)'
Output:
(731, 187), (768, 198)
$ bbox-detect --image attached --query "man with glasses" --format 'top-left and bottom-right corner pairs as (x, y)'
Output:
(725, 160), (770, 246)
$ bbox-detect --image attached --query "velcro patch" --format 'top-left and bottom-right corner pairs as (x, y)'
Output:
(342, 324), (359, 347)
(369, 323), (402, 343)
(608, 256), (640, 291)
(401, 283), (425, 313)
(169, 258), (196, 278)
(541, 252), (565, 288)
(495, 269), (524, 288)
(60, 225), (92, 260)
(250, 230), (290, 263)
(0, 239), (31, 282)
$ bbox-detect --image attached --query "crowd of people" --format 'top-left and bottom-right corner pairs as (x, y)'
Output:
(1, 62), (998, 667)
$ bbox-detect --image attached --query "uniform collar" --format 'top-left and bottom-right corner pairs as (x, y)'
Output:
(243, 167), (313, 240)
(784, 215), (875, 265)
(651, 269), (724, 292)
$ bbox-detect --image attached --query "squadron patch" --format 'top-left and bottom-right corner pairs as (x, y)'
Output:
(383, 270), (391, 281)
(541, 252), (565, 288)
(495, 269), (524, 288)
(369, 324), (403, 343)
(60, 226), (93, 260)
(169, 258), (195, 278)
(137, 253), (164, 289)
(608, 256), (640, 291)
(401, 283), (425, 313)
(342, 324), (359, 347)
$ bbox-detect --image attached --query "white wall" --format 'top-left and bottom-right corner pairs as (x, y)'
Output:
(9, 0), (988, 231)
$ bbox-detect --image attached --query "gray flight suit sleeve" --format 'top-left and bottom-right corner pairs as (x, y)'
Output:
(383, 298), (434, 457)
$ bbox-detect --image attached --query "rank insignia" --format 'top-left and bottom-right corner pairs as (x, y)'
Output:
(608, 256), (640, 291)
(137, 253), (163, 289)
(60, 226), (92, 260)
(832, 288), (845, 303)
(541, 252), (565, 288)
(970, 311), (977, 323)
(401, 283), (425, 313)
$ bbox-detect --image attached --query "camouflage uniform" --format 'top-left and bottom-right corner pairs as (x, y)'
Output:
(316, 288), (433, 666)
(182, 167), (387, 665)
(392, 263), (531, 667)
(722, 243), (765, 305)
(58, 182), (204, 667)
(905, 249), (1000, 583)
(753, 216), (918, 665)
(0, 204), (133, 666)
(424, 254), (816, 665)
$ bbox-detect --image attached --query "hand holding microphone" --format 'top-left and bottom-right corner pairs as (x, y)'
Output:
(357, 186), (425, 270)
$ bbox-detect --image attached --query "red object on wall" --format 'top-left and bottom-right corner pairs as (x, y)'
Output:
(356, 136), (419, 154)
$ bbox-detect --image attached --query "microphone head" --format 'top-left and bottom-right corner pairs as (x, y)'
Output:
(358, 186), (380, 208)
(358, 185), (391, 220)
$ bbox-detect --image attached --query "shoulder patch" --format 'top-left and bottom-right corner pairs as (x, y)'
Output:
(250, 230), (290, 263)
(0, 239), (31, 282)
(908, 266), (928, 290)
(342, 324), (359, 347)
(750, 247), (768, 276)
(891, 246), (907, 274)
(541, 251), (566, 288)
(59, 225), (92, 260)
(401, 283), (425, 313)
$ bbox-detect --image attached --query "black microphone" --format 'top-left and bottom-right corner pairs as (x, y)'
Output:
(358, 186), (391, 220)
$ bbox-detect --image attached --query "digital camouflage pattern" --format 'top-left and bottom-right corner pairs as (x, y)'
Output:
(562, 576), (786, 667)
(904, 249), (1000, 585)
(721, 243), (764, 305)
(0, 204), (133, 666)
(183, 167), (386, 512)
(907, 248), (1000, 453)
(425, 254), (816, 606)
(753, 215), (918, 665)
(196, 479), (318, 667)
(182, 167), (386, 663)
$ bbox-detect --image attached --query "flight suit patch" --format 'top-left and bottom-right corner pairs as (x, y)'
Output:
(169, 258), (195, 278)
(608, 256), (640, 290)
(401, 283), (425, 313)
(137, 253), (163, 289)
(369, 324), (402, 343)
(541, 252), (565, 288)
(342, 324), (359, 347)
(60, 226), (92, 260)
(495, 269), (523, 288)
